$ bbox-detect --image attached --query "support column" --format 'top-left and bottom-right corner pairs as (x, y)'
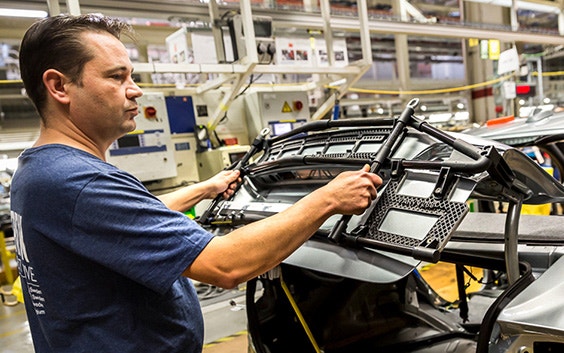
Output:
(46, 0), (61, 15)
(395, 34), (410, 94)
(66, 0), (81, 15)
(392, 0), (411, 95)
(303, 0), (316, 13)
(463, 1), (507, 123)
(510, 0), (519, 31)
(45, 1), (81, 16)
(559, 6), (564, 35)
(208, 0), (226, 64)
(459, 0), (474, 122)
(466, 41), (495, 124)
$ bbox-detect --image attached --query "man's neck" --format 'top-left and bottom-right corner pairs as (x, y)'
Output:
(34, 126), (108, 161)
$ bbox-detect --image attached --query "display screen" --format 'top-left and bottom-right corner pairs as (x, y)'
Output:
(239, 19), (273, 38)
(272, 122), (293, 136)
(254, 20), (272, 38)
(229, 151), (248, 164)
(196, 105), (208, 117)
(379, 209), (438, 240)
(117, 135), (141, 148)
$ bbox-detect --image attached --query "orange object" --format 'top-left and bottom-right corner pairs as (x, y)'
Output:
(486, 115), (514, 127)
(223, 137), (239, 146)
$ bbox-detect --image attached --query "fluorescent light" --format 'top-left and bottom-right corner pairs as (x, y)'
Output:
(0, 8), (48, 18)
(428, 113), (453, 123)
(463, 0), (561, 14)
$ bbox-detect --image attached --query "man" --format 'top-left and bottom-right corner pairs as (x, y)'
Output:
(10, 14), (382, 353)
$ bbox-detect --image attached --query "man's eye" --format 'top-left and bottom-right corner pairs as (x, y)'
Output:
(111, 75), (122, 80)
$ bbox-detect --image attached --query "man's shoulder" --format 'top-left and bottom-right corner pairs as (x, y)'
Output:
(15, 144), (126, 191)
(22, 144), (113, 172)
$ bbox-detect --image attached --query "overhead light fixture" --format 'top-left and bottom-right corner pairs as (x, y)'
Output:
(463, 0), (560, 14)
(0, 8), (48, 18)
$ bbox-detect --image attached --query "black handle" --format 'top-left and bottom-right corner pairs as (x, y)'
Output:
(198, 128), (270, 225)
(327, 98), (419, 243)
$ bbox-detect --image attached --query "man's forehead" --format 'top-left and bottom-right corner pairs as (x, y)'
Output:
(83, 30), (124, 46)
(82, 32), (131, 66)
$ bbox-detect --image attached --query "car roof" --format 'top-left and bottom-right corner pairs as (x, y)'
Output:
(463, 110), (564, 146)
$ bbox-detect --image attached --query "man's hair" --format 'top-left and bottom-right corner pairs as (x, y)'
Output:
(19, 14), (134, 115)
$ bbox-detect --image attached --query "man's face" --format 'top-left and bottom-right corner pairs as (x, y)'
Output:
(65, 31), (143, 147)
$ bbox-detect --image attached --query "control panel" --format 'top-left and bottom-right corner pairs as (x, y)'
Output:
(245, 91), (310, 138)
(228, 14), (274, 64)
(106, 92), (177, 182)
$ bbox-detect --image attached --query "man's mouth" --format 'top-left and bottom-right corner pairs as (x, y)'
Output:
(126, 107), (139, 115)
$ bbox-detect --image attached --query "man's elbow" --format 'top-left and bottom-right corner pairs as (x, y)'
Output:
(214, 275), (244, 290)
(184, 267), (248, 290)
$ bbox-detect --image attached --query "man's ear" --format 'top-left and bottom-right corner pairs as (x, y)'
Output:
(42, 69), (71, 105)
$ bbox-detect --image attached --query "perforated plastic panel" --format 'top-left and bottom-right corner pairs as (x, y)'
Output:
(362, 178), (469, 252)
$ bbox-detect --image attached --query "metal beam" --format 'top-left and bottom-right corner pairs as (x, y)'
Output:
(44, 1), (562, 46)
(132, 62), (363, 75)
(271, 15), (564, 45)
(22, 1), (563, 45)
(465, 0), (562, 14)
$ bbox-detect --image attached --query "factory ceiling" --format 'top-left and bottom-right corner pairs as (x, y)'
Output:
(0, 0), (561, 60)
(0, 0), (560, 32)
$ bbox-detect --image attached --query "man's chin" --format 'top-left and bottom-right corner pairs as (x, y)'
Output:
(124, 122), (137, 133)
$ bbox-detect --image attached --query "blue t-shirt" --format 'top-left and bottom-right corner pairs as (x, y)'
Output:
(10, 144), (215, 353)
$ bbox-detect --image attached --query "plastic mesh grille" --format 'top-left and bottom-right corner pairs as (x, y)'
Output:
(265, 128), (391, 161)
(363, 178), (468, 251)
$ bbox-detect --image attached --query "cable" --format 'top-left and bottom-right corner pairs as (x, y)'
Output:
(233, 54), (274, 100)
(326, 73), (515, 95)
(279, 274), (322, 353)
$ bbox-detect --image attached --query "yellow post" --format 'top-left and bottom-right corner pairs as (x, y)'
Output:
(0, 229), (15, 284)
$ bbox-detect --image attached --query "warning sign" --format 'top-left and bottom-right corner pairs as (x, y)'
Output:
(281, 101), (293, 113)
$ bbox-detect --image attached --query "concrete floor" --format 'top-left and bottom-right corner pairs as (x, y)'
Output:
(0, 283), (248, 353)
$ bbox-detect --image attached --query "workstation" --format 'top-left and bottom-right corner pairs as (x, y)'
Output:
(1, 0), (564, 352)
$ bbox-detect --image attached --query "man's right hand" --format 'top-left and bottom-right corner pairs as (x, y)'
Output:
(321, 164), (383, 216)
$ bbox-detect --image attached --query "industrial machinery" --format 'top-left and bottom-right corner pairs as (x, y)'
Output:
(245, 91), (310, 138)
(228, 14), (274, 64)
(199, 99), (564, 353)
(106, 92), (177, 182)
(196, 145), (251, 181)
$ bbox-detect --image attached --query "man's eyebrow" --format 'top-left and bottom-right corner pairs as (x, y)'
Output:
(102, 66), (130, 75)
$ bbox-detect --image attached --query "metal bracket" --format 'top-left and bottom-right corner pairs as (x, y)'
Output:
(390, 159), (405, 180)
(433, 166), (454, 199)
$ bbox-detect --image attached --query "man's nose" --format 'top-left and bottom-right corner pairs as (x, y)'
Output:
(127, 82), (143, 99)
